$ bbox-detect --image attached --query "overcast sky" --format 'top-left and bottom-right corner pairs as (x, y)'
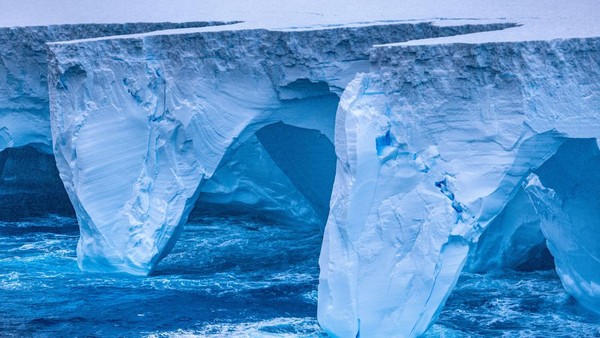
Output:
(1, 0), (599, 42)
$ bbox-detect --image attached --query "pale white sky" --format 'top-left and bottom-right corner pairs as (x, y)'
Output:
(1, 0), (599, 43)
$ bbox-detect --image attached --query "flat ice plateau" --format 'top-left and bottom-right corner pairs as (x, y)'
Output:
(1, 0), (600, 336)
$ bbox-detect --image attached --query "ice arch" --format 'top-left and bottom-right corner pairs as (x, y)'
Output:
(465, 138), (600, 315)
(0, 145), (74, 219)
(525, 138), (600, 314)
(195, 121), (336, 227)
(467, 139), (600, 275)
(466, 185), (554, 272)
(47, 22), (600, 337)
(52, 70), (339, 275)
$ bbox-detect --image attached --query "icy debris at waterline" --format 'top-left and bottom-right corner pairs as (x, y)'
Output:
(318, 38), (600, 337)
(45, 19), (600, 337)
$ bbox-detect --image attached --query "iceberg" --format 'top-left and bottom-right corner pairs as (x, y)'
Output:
(0, 22), (229, 153)
(1, 1), (599, 335)
(465, 186), (552, 272)
(524, 138), (600, 314)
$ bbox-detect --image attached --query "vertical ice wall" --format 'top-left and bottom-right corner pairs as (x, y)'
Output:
(319, 38), (600, 336)
(525, 138), (600, 314)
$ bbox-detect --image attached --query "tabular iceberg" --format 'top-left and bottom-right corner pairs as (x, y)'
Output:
(0, 22), (229, 153)
(2, 3), (599, 336)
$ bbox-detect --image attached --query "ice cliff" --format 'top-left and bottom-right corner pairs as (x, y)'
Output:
(2, 6), (599, 336)
(0, 22), (229, 153)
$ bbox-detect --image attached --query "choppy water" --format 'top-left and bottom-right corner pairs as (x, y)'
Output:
(431, 272), (600, 337)
(0, 214), (598, 337)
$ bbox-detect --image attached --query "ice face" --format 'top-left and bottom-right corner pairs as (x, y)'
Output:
(0, 22), (232, 218)
(0, 22), (229, 154)
(196, 122), (337, 226)
(466, 186), (553, 273)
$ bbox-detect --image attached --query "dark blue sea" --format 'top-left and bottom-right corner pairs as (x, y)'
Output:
(1, 214), (598, 337)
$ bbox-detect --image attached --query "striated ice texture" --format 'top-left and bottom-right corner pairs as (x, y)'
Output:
(0, 22), (228, 153)
(47, 22), (507, 276)
(465, 185), (554, 273)
(318, 38), (600, 336)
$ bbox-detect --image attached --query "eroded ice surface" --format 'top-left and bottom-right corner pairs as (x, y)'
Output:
(0, 22), (229, 154)
(524, 139), (600, 315)
(0, 22), (232, 220)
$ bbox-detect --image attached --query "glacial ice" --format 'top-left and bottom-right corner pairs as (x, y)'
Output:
(466, 186), (552, 272)
(196, 122), (336, 226)
(525, 139), (600, 314)
(2, 2), (600, 336)
(0, 22), (228, 153)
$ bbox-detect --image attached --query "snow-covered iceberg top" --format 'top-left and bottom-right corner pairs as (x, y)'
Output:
(0, 21), (231, 154)
(3, 0), (599, 42)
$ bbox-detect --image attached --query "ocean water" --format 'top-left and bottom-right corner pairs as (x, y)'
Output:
(0, 214), (598, 337)
(430, 272), (600, 337)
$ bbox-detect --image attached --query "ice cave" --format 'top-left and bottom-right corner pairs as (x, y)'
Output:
(1, 1), (600, 337)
